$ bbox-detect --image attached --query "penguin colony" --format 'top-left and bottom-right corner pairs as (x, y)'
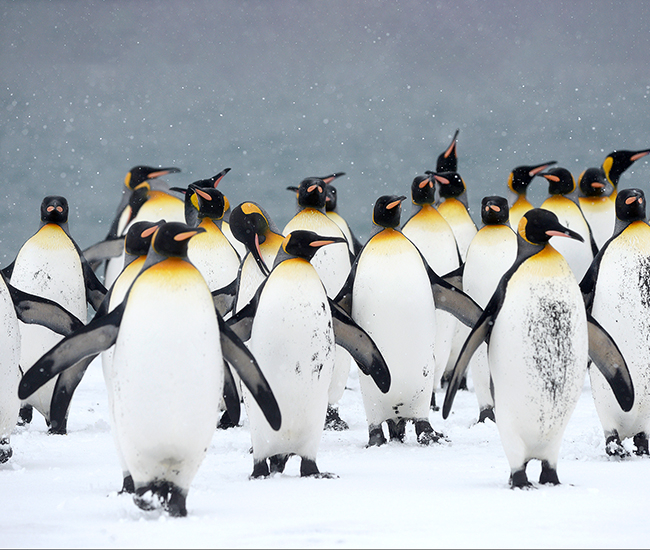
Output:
(4, 132), (649, 515)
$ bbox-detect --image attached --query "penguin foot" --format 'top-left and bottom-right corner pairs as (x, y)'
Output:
(366, 425), (387, 447)
(477, 407), (495, 423)
(17, 404), (33, 426)
(269, 454), (289, 474)
(299, 458), (337, 478)
(217, 409), (239, 430)
(386, 418), (406, 442)
(539, 461), (560, 485)
(510, 469), (534, 489)
(0, 438), (12, 464)
(430, 392), (440, 412)
(415, 420), (448, 445)
(605, 433), (630, 458)
(47, 421), (67, 436)
(133, 482), (187, 517)
(250, 459), (271, 479)
(633, 432), (649, 456)
(119, 474), (135, 495)
(324, 405), (349, 431)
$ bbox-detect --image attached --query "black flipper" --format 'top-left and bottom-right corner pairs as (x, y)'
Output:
(217, 314), (281, 431)
(48, 355), (97, 434)
(18, 304), (124, 400)
(81, 257), (109, 310)
(212, 279), (238, 318)
(82, 237), (125, 266)
(441, 264), (464, 291)
(425, 263), (483, 328)
(587, 313), (634, 412)
(221, 361), (241, 426)
(226, 281), (264, 342)
(329, 298), (391, 393)
(7, 280), (85, 335)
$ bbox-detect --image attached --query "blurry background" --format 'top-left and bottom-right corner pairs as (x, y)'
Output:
(2, 0), (649, 263)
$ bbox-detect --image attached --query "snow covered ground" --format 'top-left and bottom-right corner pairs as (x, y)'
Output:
(2, 356), (649, 549)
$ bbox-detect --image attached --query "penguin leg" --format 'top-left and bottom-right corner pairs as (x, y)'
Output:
(539, 461), (560, 485)
(477, 406), (495, 423)
(119, 474), (135, 495)
(414, 419), (447, 445)
(251, 459), (271, 479)
(0, 438), (12, 464)
(133, 481), (187, 517)
(430, 391), (439, 411)
(269, 454), (290, 474)
(217, 409), (238, 430)
(509, 465), (533, 489)
(633, 432), (649, 456)
(367, 424), (387, 447)
(17, 403), (33, 426)
(605, 430), (630, 458)
(386, 418), (406, 442)
(324, 404), (349, 431)
(299, 457), (338, 479)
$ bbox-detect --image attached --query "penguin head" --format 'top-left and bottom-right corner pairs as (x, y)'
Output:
(296, 177), (327, 210)
(615, 188), (646, 223)
(40, 196), (69, 225)
(280, 230), (347, 262)
(518, 208), (584, 245)
(539, 167), (575, 196)
(410, 174), (436, 206)
(373, 195), (406, 229)
(480, 195), (509, 225)
(432, 171), (467, 200)
(229, 201), (275, 276)
(150, 221), (206, 258)
(324, 184), (337, 212)
(124, 219), (165, 257)
(124, 165), (181, 191)
(320, 171), (346, 185)
(577, 167), (609, 198)
(602, 149), (650, 186)
(436, 128), (459, 173)
(508, 161), (557, 195)
(189, 167), (232, 191)
(191, 185), (227, 221)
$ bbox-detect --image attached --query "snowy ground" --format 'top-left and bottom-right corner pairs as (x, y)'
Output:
(2, 356), (649, 549)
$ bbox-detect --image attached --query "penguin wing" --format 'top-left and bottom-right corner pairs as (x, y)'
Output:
(212, 278), (238, 318)
(18, 304), (124, 400)
(579, 238), (612, 313)
(441, 263), (465, 290)
(329, 298), (391, 393)
(333, 248), (363, 315)
(7, 280), (85, 335)
(217, 314), (281, 431)
(48, 355), (97, 434)
(82, 237), (125, 264)
(225, 279), (265, 342)
(425, 263), (483, 328)
(587, 313), (634, 412)
(221, 362), (241, 426)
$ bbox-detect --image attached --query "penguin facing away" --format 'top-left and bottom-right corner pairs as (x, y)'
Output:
(507, 161), (557, 229)
(443, 208), (634, 488)
(227, 229), (391, 478)
(334, 195), (483, 447)
(580, 188), (650, 457)
(19, 221), (281, 517)
(8, 195), (107, 434)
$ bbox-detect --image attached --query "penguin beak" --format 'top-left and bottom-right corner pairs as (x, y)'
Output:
(309, 236), (348, 249)
(545, 228), (584, 242)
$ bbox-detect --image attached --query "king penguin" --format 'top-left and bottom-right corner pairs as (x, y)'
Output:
(580, 187), (650, 457)
(334, 195), (482, 446)
(601, 148), (650, 202)
(577, 167), (615, 251)
(7, 195), (107, 434)
(538, 166), (597, 281)
(507, 161), (557, 229)
(19, 221), (281, 517)
(443, 208), (634, 488)
(436, 128), (460, 173)
(459, 195), (517, 423)
(227, 229), (390, 477)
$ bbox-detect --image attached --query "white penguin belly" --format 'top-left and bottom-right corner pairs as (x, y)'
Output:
(112, 267), (223, 491)
(352, 235), (436, 424)
(0, 280), (21, 440)
(245, 261), (335, 460)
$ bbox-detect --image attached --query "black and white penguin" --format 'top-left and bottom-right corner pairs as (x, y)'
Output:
(19, 221), (281, 517)
(7, 195), (107, 434)
(334, 195), (482, 446)
(601, 148), (650, 201)
(538, 167), (597, 281)
(459, 195), (517, 423)
(227, 229), (390, 478)
(506, 161), (557, 229)
(580, 187), (650, 457)
(443, 208), (634, 488)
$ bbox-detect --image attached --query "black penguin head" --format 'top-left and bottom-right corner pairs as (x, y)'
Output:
(410, 175), (436, 206)
(40, 196), (69, 224)
(539, 167), (575, 196)
(296, 177), (327, 210)
(436, 129), (459, 173)
(480, 196), (509, 225)
(432, 171), (466, 199)
(373, 195), (406, 229)
(229, 201), (275, 276)
(325, 184), (337, 212)
(602, 149), (650, 187)
(518, 208), (584, 246)
(150, 221), (205, 258)
(508, 161), (557, 195)
(189, 167), (231, 191)
(280, 229), (347, 262)
(124, 165), (181, 191)
(615, 188), (646, 223)
(191, 185), (227, 221)
(577, 167), (609, 198)
(124, 219), (165, 257)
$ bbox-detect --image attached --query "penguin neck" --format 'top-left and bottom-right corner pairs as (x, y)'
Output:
(516, 235), (546, 262)
(38, 220), (71, 238)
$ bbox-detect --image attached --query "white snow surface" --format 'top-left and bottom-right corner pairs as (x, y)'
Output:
(2, 357), (649, 549)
